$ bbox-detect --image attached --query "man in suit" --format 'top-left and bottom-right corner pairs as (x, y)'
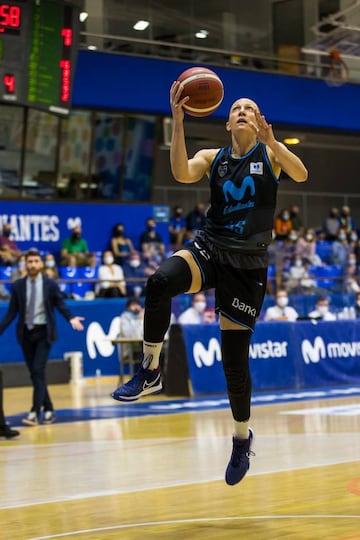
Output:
(0, 248), (85, 426)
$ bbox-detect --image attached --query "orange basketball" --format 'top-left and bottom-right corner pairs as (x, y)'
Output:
(177, 67), (224, 117)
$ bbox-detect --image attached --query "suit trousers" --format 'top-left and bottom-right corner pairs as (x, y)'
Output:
(21, 326), (53, 415)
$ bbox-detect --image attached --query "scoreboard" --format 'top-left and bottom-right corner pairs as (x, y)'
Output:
(0, 0), (80, 115)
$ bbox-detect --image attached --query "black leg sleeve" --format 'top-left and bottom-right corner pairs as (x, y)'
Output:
(144, 256), (193, 343)
(221, 329), (252, 422)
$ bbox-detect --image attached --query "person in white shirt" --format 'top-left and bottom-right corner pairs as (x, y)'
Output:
(308, 296), (337, 321)
(96, 250), (126, 298)
(264, 289), (298, 321)
(178, 292), (210, 324)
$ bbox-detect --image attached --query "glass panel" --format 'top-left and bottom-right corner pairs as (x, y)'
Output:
(122, 116), (155, 201)
(0, 105), (23, 198)
(93, 113), (125, 199)
(23, 109), (58, 199)
(58, 110), (93, 199)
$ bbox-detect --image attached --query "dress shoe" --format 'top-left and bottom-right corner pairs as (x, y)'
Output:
(0, 425), (20, 439)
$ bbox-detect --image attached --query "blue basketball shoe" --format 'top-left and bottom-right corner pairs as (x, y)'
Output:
(225, 428), (255, 486)
(112, 366), (162, 402)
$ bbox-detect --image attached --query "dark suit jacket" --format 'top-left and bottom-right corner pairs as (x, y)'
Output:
(0, 276), (74, 344)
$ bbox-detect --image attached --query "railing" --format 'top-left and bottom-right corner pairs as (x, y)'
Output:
(80, 31), (360, 84)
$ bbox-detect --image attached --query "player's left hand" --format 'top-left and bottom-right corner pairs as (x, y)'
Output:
(250, 110), (276, 146)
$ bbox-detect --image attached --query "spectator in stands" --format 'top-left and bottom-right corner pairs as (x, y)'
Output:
(178, 292), (215, 324)
(330, 228), (352, 267)
(339, 205), (356, 236)
(0, 223), (22, 265)
(139, 218), (166, 265)
(308, 296), (336, 321)
(60, 225), (90, 266)
(110, 223), (135, 266)
(169, 205), (186, 251)
(286, 256), (316, 294)
(322, 207), (340, 241)
(118, 296), (144, 368)
(355, 292), (360, 318)
(290, 204), (303, 232)
(341, 253), (360, 294)
(123, 251), (153, 297)
(274, 208), (292, 241)
(96, 250), (126, 298)
(11, 254), (27, 281)
(264, 289), (298, 321)
(43, 253), (59, 279)
(295, 227), (322, 266)
(185, 203), (206, 241)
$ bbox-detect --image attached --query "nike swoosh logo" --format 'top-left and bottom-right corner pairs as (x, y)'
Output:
(143, 374), (160, 389)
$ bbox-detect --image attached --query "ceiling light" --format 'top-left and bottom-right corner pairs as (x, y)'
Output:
(195, 30), (209, 39)
(133, 20), (150, 31)
(79, 11), (88, 23)
(283, 137), (301, 145)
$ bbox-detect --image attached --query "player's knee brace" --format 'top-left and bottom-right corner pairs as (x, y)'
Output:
(221, 329), (252, 422)
(144, 256), (193, 343)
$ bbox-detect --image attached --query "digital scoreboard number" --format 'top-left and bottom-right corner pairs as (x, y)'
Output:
(0, 0), (80, 115)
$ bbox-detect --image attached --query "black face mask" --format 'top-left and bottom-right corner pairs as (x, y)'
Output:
(3, 230), (11, 237)
(116, 230), (124, 236)
(72, 233), (81, 240)
(147, 226), (155, 232)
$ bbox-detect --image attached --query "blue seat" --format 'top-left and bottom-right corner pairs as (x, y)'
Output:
(59, 266), (79, 298)
(310, 264), (342, 290)
(73, 266), (98, 297)
(0, 265), (13, 294)
(315, 241), (333, 264)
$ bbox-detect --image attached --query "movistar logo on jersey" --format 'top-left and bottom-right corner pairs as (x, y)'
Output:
(250, 162), (263, 174)
(222, 175), (255, 215)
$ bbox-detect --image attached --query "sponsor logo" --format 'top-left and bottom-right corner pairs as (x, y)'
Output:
(218, 163), (228, 177)
(86, 317), (121, 359)
(250, 162), (263, 174)
(301, 336), (360, 364)
(232, 297), (256, 318)
(223, 175), (256, 216)
(143, 373), (161, 389)
(249, 340), (288, 359)
(67, 216), (82, 230)
(0, 214), (60, 242)
(194, 241), (211, 261)
(193, 338), (221, 368)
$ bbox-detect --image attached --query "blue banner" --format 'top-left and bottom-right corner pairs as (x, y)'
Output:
(0, 201), (169, 255)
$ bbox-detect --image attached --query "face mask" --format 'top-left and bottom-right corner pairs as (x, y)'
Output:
(350, 235), (358, 242)
(72, 233), (81, 240)
(147, 225), (155, 232)
(3, 229), (11, 237)
(116, 229), (124, 236)
(306, 234), (313, 241)
(289, 234), (297, 241)
(338, 234), (346, 241)
(295, 259), (302, 267)
(356, 301), (360, 308)
(104, 256), (114, 265)
(129, 260), (140, 268)
(277, 297), (288, 308)
(282, 213), (290, 220)
(18, 261), (26, 269)
(45, 260), (55, 268)
(194, 301), (206, 313)
(317, 305), (328, 316)
(175, 211), (182, 217)
(348, 259), (356, 266)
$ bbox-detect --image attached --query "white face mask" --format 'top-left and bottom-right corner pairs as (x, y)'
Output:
(45, 260), (55, 268)
(277, 297), (288, 308)
(317, 305), (328, 316)
(129, 260), (140, 268)
(104, 256), (114, 265)
(295, 259), (302, 267)
(306, 234), (313, 241)
(194, 301), (206, 313)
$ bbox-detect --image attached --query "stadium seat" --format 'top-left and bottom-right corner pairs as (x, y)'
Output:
(310, 264), (343, 290)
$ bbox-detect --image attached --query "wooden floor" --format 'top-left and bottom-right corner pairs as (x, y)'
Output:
(1, 378), (359, 540)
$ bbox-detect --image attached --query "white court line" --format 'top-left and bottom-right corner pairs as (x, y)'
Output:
(2, 454), (359, 511)
(26, 515), (360, 540)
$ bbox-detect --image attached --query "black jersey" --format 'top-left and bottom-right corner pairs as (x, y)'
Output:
(203, 142), (280, 252)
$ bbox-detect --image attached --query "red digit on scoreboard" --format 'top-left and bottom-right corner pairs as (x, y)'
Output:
(0, 4), (21, 28)
(3, 73), (15, 93)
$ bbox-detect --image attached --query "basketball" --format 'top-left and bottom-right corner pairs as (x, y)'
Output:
(177, 67), (224, 117)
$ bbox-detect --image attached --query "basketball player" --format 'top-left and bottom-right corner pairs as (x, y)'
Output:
(112, 82), (308, 486)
